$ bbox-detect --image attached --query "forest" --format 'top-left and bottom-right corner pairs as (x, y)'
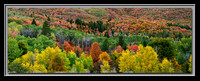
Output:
(7, 8), (192, 73)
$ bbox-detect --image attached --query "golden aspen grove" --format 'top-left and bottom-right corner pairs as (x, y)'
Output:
(7, 7), (193, 74)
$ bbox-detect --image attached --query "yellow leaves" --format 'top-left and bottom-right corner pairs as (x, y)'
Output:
(118, 44), (160, 73)
(118, 49), (134, 72)
(21, 62), (30, 70)
(188, 55), (192, 73)
(33, 64), (48, 73)
(72, 60), (86, 73)
(160, 58), (174, 73)
(100, 60), (111, 73)
(99, 52), (110, 62)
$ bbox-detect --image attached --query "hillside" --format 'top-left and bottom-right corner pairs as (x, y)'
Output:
(7, 8), (193, 73)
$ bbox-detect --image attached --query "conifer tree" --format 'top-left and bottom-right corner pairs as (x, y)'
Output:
(42, 20), (51, 36)
(102, 38), (109, 52)
(31, 18), (37, 25)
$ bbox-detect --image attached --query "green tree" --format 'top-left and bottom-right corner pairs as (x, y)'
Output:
(31, 18), (37, 25)
(102, 38), (109, 52)
(18, 41), (28, 56)
(8, 37), (23, 62)
(71, 59), (87, 73)
(70, 19), (74, 24)
(67, 51), (78, 67)
(42, 20), (51, 36)
(118, 35), (126, 50)
(148, 38), (176, 60)
(47, 16), (51, 21)
(8, 58), (29, 73)
(75, 18), (82, 25)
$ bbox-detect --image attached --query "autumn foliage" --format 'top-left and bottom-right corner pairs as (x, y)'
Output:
(48, 54), (66, 72)
(127, 45), (138, 53)
(63, 41), (74, 54)
(116, 45), (123, 53)
(90, 42), (102, 63)
(8, 8), (192, 74)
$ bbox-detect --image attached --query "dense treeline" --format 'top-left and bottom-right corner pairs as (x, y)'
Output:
(8, 20), (192, 73)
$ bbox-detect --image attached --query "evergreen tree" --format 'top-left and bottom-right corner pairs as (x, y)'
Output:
(108, 17), (112, 22)
(118, 35), (126, 50)
(67, 18), (70, 22)
(102, 38), (109, 52)
(31, 18), (37, 25)
(42, 20), (51, 36)
(75, 18), (82, 25)
(105, 31), (109, 38)
(47, 16), (51, 21)
(70, 19), (74, 24)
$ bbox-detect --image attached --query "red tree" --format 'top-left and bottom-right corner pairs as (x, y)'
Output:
(116, 45), (123, 53)
(63, 41), (73, 54)
(127, 45), (138, 53)
(90, 42), (102, 63)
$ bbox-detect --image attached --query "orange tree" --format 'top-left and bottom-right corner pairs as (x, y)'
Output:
(90, 42), (102, 63)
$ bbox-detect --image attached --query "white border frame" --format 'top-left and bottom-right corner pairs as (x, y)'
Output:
(4, 4), (195, 76)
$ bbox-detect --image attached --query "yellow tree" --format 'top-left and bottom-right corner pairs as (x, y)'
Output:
(35, 46), (71, 72)
(133, 45), (160, 73)
(100, 60), (111, 73)
(118, 44), (160, 73)
(188, 55), (192, 73)
(118, 49), (135, 72)
(160, 58), (175, 73)
(20, 49), (48, 73)
(99, 52), (110, 62)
